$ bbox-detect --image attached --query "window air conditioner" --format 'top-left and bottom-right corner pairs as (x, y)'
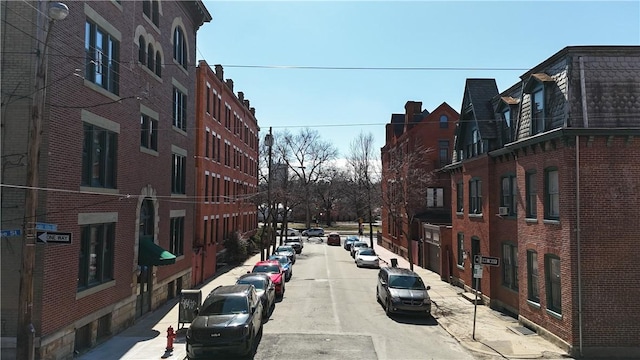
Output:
(498, 207), (509, 216)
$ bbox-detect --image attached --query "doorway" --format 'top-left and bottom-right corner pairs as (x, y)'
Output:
(136, 198), (154, 318)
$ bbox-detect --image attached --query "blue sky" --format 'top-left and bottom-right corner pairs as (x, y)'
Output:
(197, 1), (640, 162)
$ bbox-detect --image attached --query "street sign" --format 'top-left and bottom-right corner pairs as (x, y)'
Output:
(473, 264), (483, 278)
(1, 229), (22, 237)
(36, 231), (72, 244)
(36, 222), (58, 231)
(481, 256), (500, 267)
(473, 254), (482, 265)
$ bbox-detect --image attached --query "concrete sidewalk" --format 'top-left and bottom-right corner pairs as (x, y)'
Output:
(79, 238), (572, 360)
(371, 242), (572, 360)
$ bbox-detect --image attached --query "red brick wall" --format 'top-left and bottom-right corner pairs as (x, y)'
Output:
(193, 61), (259, 285)
(37, 0), (199, 335)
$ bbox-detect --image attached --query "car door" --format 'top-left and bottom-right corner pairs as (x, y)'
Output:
(377, 269), (388, 303)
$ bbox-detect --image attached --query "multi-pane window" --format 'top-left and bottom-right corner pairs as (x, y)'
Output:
(531, 84), (545, 135)
(526, 171), (537, 218)
(224, 143), (230, 166)
(211, 134), (217, 161)
(173, 87), (187, 131)
(85, 20), (120, 95)
(204, 174), (209, 202)
(439, 140), (449, 167)
(439, 115), (448, 128)
(78, 223), (114, 290)
(502, 243), (518, 290)
(426, 188), (444, 208)
(154, 52), (161, 77)
(456, 181), (463, 213)
(171, 153), (186, 194)
(170, 217), (184, 256)
(527, 250), (539, 303)
(501, 175), (517, 216)
(82, 123), (117, 188)
(140, 114), (158, 151)
(545, 168), (559, 219)
(138, 36), (146, 64)
(173, 27), (187, 69)
(457, 233), (464, 266)
(545, 254), (562, 314)
(206, 85), (211, 114)
(147, 44), (154, 72)
(205, 131), (210, 158)
(469, 179), (482, 214)
(143, 0), (158, 25)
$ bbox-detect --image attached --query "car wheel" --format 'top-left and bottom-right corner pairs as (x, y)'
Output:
(385, 299), (393, 316)
(376, 288), (381, 303)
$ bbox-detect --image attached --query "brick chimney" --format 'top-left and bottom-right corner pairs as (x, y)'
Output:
(214, 64), (224, 81)
(243, 99), (250, 109)
(404, 101), (422, 130)
(238, 91), (244, 102)
(250, 107), (255, 116)
(226, 79), (234, 92)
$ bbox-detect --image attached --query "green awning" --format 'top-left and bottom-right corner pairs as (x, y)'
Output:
(138, 236), (176, 266)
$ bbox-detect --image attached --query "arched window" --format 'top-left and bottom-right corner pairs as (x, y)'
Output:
(155, 52), (162, 77)
(140, 198), (154, 237)
(147, 44), (154, 71)
(173, 27), (187, 69)
(138, 36), (146, 64)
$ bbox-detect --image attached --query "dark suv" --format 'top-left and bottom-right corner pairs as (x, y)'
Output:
(376, 267), (431, 317)
(186, 284), (263, 358)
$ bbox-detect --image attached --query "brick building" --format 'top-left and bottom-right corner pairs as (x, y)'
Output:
(380, 101), (458, 278)
(192, 61), (260, 285)
(0, 1), (210, 358)
(446, 46), (640, 357)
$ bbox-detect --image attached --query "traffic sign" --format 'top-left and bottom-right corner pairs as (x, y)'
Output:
(473, 254), (482, 265)
(481, 256), (500, 267)
(37, 231), (72, 244)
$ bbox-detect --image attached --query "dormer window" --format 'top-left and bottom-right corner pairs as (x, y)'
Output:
(502, 108), (511, 128)
(531, 83), (545, 135)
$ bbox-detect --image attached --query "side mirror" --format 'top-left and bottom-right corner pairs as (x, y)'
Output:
(193, 309), (199, 316)
(246, 271), (250, 274)
(251, 305), (257, 313)
(380, 280), (387, 286)
(426, 285), (431, 290)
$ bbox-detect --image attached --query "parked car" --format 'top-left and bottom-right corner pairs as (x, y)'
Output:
(235, 273), (276, 318)
(283, 237), (304, 254)
(186, 284), (263, 358)
(279, 228), (300, 237)
(251, 261), (285, 299)
(376, 267), (431, 317)
(355, 248), (380, 268)
(350, 241), (369, 258)
(327, 232), (341, 246)
(268, 254), (293, 281)
(302, 227), (324, 237)
(274, 245), (297, 264)
(343, 235), (359, 251)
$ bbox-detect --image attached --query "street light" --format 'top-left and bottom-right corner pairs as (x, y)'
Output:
(17, 3), (69, 360)
(263, 128), (274, 260)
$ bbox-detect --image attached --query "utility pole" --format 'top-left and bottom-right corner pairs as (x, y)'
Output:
(17, 3), (69, 360)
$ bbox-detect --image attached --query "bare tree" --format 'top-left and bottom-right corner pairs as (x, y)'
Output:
(315, 167), (348, 226)
(381, 140), (435, 270)
(347, 131), (380, 247)
(281, 128), (338, 229)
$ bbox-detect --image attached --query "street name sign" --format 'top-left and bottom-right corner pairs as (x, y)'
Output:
(1, 229), (22, 237)
(37, 231), (72, 244)
(36, 222), (58, 231)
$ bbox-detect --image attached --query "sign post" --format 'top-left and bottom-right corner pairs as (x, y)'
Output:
(471, 255), (501, 340)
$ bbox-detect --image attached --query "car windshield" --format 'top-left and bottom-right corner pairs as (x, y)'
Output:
(253, 265), (281, 273)
(200, 296), (248, 316)
(237, 278), (266, 290)
(388, 275), (426, 290)
(269, 256), (289, 266)
(277, 247), (293, 252)
(354, 243), (368, 248)
(358, 249), (376, 256)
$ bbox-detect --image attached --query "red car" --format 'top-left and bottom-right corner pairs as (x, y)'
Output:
(251, 260), (285, 299)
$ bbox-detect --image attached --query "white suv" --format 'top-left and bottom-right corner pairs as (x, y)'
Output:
(302, 228), (324, 237)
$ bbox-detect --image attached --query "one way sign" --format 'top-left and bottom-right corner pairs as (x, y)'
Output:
(37, 231), (72, 244)
(474, 255), (500, 267)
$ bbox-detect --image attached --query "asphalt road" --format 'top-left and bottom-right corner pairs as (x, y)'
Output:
(251, 237), (476, 360)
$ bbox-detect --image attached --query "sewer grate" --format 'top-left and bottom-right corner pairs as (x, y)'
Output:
(511, 325), (535, 335)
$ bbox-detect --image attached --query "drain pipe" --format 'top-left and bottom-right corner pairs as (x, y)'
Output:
(576, 56), (588, 356)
